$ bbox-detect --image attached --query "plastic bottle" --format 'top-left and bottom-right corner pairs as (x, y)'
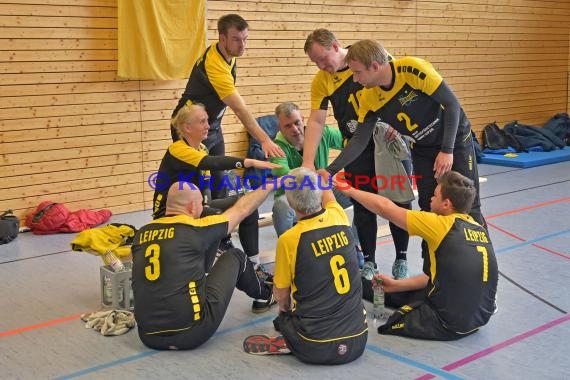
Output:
(373, 277), (388, 322)
(103, 250), (125, 272)
(102, 275), (124, 307)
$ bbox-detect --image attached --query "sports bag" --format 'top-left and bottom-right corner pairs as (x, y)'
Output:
(0, 209), (20, 245)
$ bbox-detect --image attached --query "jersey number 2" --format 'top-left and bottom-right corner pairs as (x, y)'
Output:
(330, 255), (350, 294)
(397, 112), (418, 132)
(145, 243), (161, 281)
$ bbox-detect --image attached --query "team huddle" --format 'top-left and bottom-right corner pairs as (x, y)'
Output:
(130, 14), (499, 364)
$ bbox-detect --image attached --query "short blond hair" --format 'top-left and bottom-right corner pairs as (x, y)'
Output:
(345, 39), (390, 68)
(171, 103), (206, 139)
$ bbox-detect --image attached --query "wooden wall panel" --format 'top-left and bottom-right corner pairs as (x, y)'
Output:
(0, 0), (569, 222)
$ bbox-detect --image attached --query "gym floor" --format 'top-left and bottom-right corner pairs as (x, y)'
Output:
(1, 161), (569, 379)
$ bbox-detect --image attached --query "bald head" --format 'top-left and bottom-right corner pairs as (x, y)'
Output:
(165, 182), (203, 217)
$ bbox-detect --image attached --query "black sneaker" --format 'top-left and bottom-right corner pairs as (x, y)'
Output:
(272, 316), (280, 332)
(255, 264), (274, 285)
(252, 293), (276, 314)
(217, 237), (234, 257)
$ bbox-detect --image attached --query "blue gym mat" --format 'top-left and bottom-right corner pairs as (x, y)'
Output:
(480, 146), (570, 168)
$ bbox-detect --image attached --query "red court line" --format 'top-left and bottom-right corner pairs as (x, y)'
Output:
(488, 222), (570, 260)
(415, 313), (570, 380)
(487, 196), (570, 220)
(0, 313), (83, 338)
(376, 239), (394, 246)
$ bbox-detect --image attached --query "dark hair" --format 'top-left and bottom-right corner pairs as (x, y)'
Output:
(437, 171), (476, 213)
(218, 14), (249, 35)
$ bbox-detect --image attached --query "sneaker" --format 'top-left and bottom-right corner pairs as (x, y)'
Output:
(392, 259), (408, 279)
(255, 263), (274, 285)
(243, 335), (290, 355)
(252, 293), (276, 314)
(272, 316), (280, 332)
(217, 237), (234, 257)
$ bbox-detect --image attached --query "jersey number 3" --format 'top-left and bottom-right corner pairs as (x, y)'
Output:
(145, 243), (161, 281)
(330, 255), (350, 294)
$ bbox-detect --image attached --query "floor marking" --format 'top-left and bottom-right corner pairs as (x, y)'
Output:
(486, 196), (570, 220)
(494, 227), (570, 256)
(488, 222), (570, 260)
(366, 344), (464, 380)
(54, 315), (275, 379)
(414, 313), (570, 380)
(499, 270), (567, 314)
(0, 313), (83, 338)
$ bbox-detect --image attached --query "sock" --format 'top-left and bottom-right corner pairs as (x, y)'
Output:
(396, 251), (407, 261)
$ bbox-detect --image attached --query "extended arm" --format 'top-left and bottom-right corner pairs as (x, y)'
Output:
(335, 180), (408, 230)
(222, 182), (277, 233)
(198, 156), (281, 171)
(302, 109), (327, 169)
(375, 273), (429, 293)
(325, 119), (374, 175)
(222, 93), (285, 158)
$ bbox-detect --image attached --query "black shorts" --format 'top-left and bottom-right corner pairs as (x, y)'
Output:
(278, 312), (367, 365)
(378, 300), (477, 341)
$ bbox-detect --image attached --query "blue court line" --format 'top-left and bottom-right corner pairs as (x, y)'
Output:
(55, 315), (275, 379)
(495, 227), (570, 255)
(366, 344), (464, 380)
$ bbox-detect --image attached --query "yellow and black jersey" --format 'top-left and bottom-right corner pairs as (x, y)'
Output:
(311, 67), (362, 139)
(311, 51), (393, 140)
(172, 42), (238, 129)
(407, 210), (498, 334)
(131, 214), (229, 335)
(358, 57), (471, 148)
(152, 140), (210, 219)
(274, 201), (367, 341)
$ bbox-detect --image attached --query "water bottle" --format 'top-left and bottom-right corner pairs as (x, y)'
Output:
(103, 250), (125, 272)
(373, 277), (388, 322)
(102, 275), (124, 307)
(361, 261), (377, 280)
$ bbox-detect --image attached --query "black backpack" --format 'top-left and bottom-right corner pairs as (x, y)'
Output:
(482, 122), (525, 152)
(0, 210), (19, 245)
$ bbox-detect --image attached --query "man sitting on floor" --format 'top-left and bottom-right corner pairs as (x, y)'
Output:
(132, 181), (278, 350)
(335, 170), (498, 341)
(244, 168), (367, 363)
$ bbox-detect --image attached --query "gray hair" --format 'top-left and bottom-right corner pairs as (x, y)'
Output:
(285, 167), (322, 214)
(275, 101), (300, 118)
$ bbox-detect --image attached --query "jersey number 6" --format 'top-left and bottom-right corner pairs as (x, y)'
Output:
(330, 255), (350, 294)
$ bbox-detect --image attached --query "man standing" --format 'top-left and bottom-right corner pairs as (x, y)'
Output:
(133, 181), (278, 350)
(244, 168), (367, 363)
(171, 14), (284, 198)
(303, 29), (411, 278)
(339, 39), (485, 228)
